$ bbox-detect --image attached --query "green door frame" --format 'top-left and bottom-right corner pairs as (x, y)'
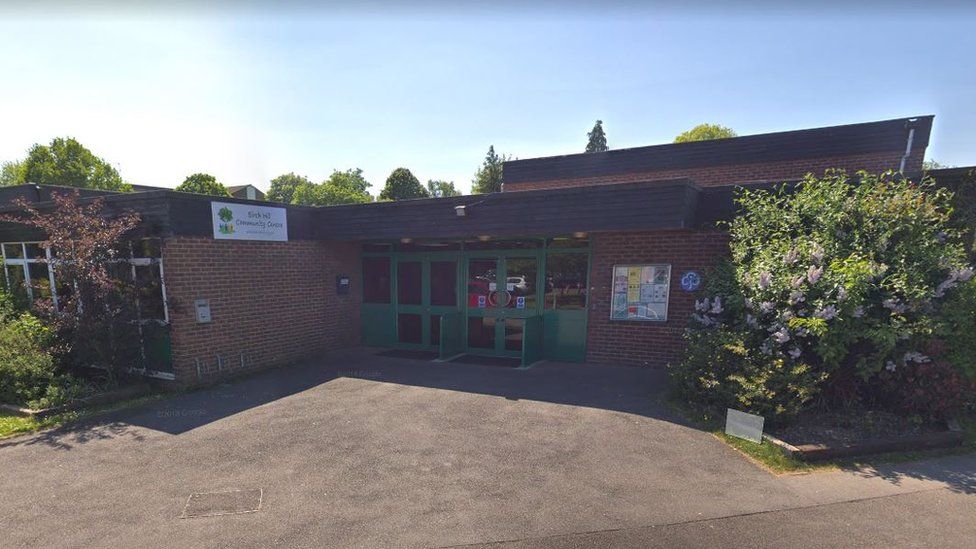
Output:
(463, 250), (544, 358)
(361, 237), (593, 361)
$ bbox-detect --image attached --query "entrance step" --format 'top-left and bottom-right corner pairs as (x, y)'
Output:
(375, 349), (440, 361)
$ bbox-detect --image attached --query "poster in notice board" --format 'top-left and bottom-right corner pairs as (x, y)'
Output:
(610, 264), (671, 321)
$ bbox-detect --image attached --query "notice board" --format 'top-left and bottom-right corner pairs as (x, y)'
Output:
(610, 264), (671, 321)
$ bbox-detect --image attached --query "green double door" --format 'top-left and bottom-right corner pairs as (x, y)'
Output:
(393, 252), (543, 358)
(395, 253), (460, 350)
(464, 253), (541, 358)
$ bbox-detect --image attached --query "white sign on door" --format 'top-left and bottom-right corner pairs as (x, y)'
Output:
(212, 202), (288, 242)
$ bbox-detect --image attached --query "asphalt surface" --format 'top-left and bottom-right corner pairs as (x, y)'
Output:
(0, 348), (973, 548)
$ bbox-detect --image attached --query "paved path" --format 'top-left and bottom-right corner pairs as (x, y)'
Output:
(0, 348), (973, 548)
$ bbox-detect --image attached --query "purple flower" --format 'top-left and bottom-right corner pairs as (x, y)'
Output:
(784, 249), (799, 265)
(885, 361), (897, 372)
(836, 285), (848, 302)
(709, 296), (724, 315)
(745, 314), (759, 328)
(852, 306), (866, 318)
(788, 347), (802, 359)
(810, 243), (824, 263)
(760, 301), (775, 314)
(807, 265), (823, 285)
(791, 276), (805, 288)
(815, 305), (838, 320)
(773, 329), (791, 344)
(789, 290), (805, 305)
(758, 271), (772, 290)
(903, 351), (929, 364)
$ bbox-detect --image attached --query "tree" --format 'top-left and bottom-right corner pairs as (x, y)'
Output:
(0, 190), (143, 376)
(267, 172), (311, 204)
(427, 179), (461, 198)
(585, 120), (608, 153)
(1, 160), (26, 186)
(175, 173), (231, 196)
(379, 168), (429, 201)
(923, 159), (951, 171)
(8, 137), (130, 191)
(471, 146), (509, 194)
(674, 124), (737, 143)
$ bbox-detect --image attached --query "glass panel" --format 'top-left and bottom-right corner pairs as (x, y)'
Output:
(504, 257), (537, 310)
(135, 264), (166, 320)
(28, 263), (52, 300)
(362, 257), (391, 304)
(3, 243), (24, 259)
(429, 261), (457, 306)
(133, 238), (162, 258)
(545, 253), (589, 309)
(467, 316), (495, 349)
(5, 264), (28, 299)
(430, 315), (441, 347)
(25, 243), (46, 259)
(504, 319), (524, 352)
(397, 261), (422, 305)
(397, 313), (423, 344)
(467, 258), (497, 308)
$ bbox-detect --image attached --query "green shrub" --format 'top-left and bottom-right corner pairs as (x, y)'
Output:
(937, 278), (976, 380)
(674, 170), (974, 422)
(0, 310), (57, 406)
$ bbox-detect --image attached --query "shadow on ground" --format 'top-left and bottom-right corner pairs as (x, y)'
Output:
(845, 452), (976, 494)
(0, 347), (690, 449)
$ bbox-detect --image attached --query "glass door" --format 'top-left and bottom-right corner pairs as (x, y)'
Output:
(465, 254), (541, 356)
(395, 254), (459, 349)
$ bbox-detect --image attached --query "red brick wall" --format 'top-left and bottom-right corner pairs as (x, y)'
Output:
(506, 150), (923, 191)
(586, 229), (731, 367)
(161, 237), (360, 385)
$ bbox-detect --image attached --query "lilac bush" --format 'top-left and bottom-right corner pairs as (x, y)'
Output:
(672, 170), (973, 421)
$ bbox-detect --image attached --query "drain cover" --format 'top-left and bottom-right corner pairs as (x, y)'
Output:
(181, 488), (263, 518)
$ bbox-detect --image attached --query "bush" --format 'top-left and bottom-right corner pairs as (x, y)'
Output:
(0, 309), (56, 406)
(880, 361), (970, 421)
(671, 327), (826, 423)
(674, 170), (974, 422)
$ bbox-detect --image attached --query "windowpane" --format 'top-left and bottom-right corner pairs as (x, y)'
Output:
(28, 263), (52, 300)
(430, 315), (441, 347)
(505, 257), (537, 310)
(5, 264), (27, 300)
(3, 243), (24, 259)
(397, 313), (422, 344)
(24, 243), (45, 260)
(135, 264), (166, 320)
(362, 257), (391, 304)
(467, 316), (495, 349)
(504, 319), (524, 352)
(133, 238), (162, 259)
(397, 261), (422, 305)
(429, 261), (457, 306)
(547, 236), (590, 249)
(545, 253), (589, 309)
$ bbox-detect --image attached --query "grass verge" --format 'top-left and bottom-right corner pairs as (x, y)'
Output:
(0, 393), (164, 440)
(666, 395), (976, 474)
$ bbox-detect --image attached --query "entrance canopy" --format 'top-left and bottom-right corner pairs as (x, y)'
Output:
(315, 179), (700, 241)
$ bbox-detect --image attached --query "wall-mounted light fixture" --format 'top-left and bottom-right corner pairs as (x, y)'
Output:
(400, 237), (413, 244)
(454, 205), (466, 217)
(477, 235), (491, 242)
(573, 231), (588, 239)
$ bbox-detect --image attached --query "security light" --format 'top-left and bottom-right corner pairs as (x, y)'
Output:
(455, 205), (466, 217)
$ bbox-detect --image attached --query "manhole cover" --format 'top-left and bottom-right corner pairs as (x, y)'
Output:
(181, 488), (263, 518)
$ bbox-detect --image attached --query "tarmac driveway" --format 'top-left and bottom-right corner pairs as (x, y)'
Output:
(1, 348), (973, 548)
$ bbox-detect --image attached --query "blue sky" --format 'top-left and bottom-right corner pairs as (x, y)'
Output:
(0, 3), (974, 194)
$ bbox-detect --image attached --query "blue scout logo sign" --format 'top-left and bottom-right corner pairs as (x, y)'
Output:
(680, 270), (702, 292)
(516, 296), (526, 309)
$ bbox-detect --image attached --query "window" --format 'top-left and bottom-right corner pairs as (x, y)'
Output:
(362, 257), (392, 303)
(1, 239), (169, 322)
(544, 253), (589, 309)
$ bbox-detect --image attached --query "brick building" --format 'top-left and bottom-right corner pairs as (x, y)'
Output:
(0, 115), (961, 385)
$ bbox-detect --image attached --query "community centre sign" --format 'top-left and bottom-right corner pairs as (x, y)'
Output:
(211, 201), (288, 242)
